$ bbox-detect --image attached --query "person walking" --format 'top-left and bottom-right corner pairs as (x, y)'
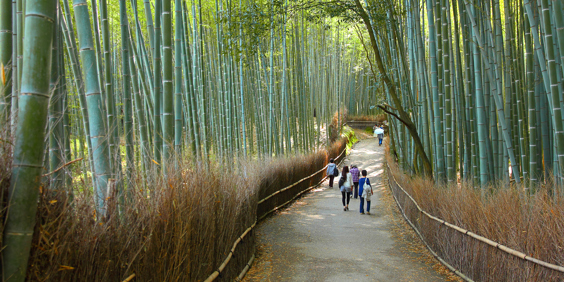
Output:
(350, 165), (360, 198)
(375, 126), (385, 146)
(359, 170), (373, 214)
(339, 166), (353, 211)
(326, 158), (338, 188)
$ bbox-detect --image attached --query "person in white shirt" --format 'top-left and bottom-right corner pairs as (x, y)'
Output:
(339, 166), (353, 211)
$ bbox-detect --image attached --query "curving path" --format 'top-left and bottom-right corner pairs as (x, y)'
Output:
(243, 138), (450, 282)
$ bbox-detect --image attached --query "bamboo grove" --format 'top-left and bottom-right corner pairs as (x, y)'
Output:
(0, 0), (382, 279)
(347, 0), (564, 190)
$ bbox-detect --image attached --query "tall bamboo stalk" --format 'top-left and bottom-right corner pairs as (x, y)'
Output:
(72, 0), (111, 216)
(2, 0), (56, 279)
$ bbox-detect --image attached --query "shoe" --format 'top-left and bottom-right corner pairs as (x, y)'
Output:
(344, 207), (346, 211)
(360, 212), (365, 215)
(346, 206), (349, 211)
(366, 212), (370, 215)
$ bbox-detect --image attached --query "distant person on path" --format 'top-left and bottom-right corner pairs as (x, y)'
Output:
(359, 170), (373, 214)
(350, 165), (360, 198)
(326, 158), (338, 188)
(375, 126), (385, 146)
(373, 124), (378, 137)
(339, 166), (353, 211)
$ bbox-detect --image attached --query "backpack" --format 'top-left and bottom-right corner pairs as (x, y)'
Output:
(332, 166), (339, 177)
(362, 179), (372, 199)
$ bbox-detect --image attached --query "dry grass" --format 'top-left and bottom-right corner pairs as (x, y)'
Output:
(385, 145), (564, 281)
(257, 138), (347, 219)
(0, 127), (12, 264)
(0, 125), (348, 281)
(26, 160), (258, 281)
(347, 114), (387, 123)
(329, 109), (348, 143)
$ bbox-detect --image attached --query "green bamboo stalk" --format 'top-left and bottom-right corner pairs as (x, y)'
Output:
(174, 0), (183, 166)
(119, 0), (133, 192)
(128, 38), (150, 174)
(49, 12), (64, 191)
(60, 8), (98, 192)
(468, 2), (488, 186)
(426, 0), (445, 180)
(238, 0), (247, 157)
(2, 0), (56, 278)
(554, 1), (564, 78)
(153, 0), (163, 167)
(0, 0), (12, 129)
(524, 16), (538, 187)
(162, 0), (173, 173)
(11, 0), (21, 127)
(72, 0), (111, 215)
(181, 0), (199, 159)
(143, 0), (154, 58)
(539, 0), (564, 183)
(10, 0), (17, 130)
(98, 0), (118, 179)
(440, 0), (454, 181)
(89, 0), (105, 106)
(463, 0), (521, 184)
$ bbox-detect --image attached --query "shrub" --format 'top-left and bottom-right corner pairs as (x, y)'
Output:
(0, 127), (348, 281)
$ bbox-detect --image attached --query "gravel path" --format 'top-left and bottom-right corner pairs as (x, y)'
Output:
(243, 138), (451, 282)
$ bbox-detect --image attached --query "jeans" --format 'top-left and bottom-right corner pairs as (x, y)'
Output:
(359, 197), (365, 213)
(378, 137), (383, 145)
(341, 191), (351, 206)
(366, 200), (371, 212)
(353, 182), (359, 198)
(328, 175), (335, 188)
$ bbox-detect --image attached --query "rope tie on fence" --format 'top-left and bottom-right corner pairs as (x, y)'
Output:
(204, 147), (348, 282)
(386, 162), (564, 279)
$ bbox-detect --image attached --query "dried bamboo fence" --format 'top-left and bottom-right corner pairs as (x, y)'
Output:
(204, 147), (347, 282)
(386, 162), (564, 282)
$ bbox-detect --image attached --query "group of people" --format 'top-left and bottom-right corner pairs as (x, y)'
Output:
(326, 159), (373, 214)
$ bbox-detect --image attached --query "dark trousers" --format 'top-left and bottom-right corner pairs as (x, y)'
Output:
(359, 197), (365, 213)
(341, 191), (351, 206)
(328, 175), (335, 187)
(353, 182), (359, 198)
(366, 200), (371, 212)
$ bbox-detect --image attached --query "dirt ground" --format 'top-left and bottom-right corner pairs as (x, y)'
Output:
(242, 137), (461, 282)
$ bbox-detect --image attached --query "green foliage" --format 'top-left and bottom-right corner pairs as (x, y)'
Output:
(341, 125), (358, 151)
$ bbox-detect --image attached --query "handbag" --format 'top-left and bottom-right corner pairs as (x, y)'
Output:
(338, 176), (345, 188)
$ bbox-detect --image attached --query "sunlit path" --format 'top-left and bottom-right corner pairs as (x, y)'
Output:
(243, 138), (449, 281)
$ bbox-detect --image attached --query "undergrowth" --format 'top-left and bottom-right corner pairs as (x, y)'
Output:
(385, 143), (564, 281)
(341, 125), (358, 152)
(347, 114), (386, 123)
(0, 127), (347, 281)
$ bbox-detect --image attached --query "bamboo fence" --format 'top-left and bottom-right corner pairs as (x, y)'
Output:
(204, 146), (347, 282)
(386, 162), (564, 281)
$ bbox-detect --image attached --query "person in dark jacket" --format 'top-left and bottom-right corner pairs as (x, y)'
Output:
(326, 158), (337, 188)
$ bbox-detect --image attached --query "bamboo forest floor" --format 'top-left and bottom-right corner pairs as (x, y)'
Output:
(243, 137), (460, 282)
